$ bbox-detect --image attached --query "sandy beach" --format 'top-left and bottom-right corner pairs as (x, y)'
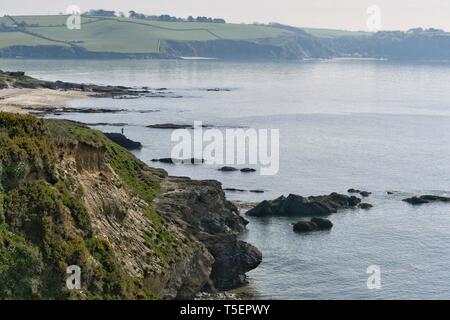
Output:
(0, 88), (89, 114)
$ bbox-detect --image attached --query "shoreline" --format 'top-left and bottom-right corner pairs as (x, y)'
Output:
(0, 88), (89, 114)
(0, 71), (263, 299)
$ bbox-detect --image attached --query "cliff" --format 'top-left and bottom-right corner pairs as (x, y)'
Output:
(0, 113), (261, 299)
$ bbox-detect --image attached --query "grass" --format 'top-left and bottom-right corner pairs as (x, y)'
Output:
(47, 119), (162, 203)
(0, 32), (69, 49)
(301, 27), (371, 38)
(0, 15), (290, 53)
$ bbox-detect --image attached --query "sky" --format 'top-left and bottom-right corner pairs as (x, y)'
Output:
(2, 0), (450, 31)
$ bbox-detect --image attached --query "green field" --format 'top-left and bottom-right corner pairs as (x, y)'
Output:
(0, 31), (70, 49)
(301, 27), (371, 38)
(0, 15), (293, 53)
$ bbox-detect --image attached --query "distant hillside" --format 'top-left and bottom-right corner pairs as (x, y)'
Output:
(1, 15), (450, 60)
(0, 15), (289, 56)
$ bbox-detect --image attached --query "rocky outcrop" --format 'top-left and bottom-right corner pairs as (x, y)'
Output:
(293, 217), (333, 233)
(0, 69), (149, 96)
(1, 70), (180, 101)
(246, 193), (361, 217)
(104, 133), (142, 150)
(154, 177), (261, 292)
(403, 195), (450, 205)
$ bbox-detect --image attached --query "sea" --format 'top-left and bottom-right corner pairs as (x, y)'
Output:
(2, 58), (450, 299)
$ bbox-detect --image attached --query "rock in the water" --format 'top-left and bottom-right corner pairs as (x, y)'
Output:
(403, 195), (450, 205)
(310, 217), (333, 230)
(293, 221), (318, 232)
(420, 195), (450, 202)
(358, 203), (373, 209)
(224, 188), (246, 192)
(151, 158), (204, 164)
(152, 157), (174, 164)
(250, 190), (265, 193)
(147, 123), (194, 129)
(360, 191), (371, 197)
(104, 133), (142, 150)
(246, 192), (361, 217)
(293, 218), (333, 233)
(218, 166), (239, 172)
(155, 177), (262, 291)
(348, 188), (361, 194)
(207, 88), (231, 92)
(403, 197), (429, 205)
(240, 168), (256, 173)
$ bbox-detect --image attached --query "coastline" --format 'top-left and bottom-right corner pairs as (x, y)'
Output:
(0, 71), (263, 299)
(0, 88), (89, 114)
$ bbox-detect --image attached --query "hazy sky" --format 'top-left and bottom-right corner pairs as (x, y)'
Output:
(2, 0), (450, 31)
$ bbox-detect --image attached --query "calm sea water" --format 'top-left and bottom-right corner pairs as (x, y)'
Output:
(2, 58), (450, 299)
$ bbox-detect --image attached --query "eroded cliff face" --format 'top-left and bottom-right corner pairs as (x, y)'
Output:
(0, 113), (261, 299)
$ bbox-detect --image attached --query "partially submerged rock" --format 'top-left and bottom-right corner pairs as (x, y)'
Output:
(293, 221), (318, 233)
(311, 217), (334, 230)
(348, 188), (371, 197)
(224, 188), (265, 194)
(104, 132), (142, 150)
(85, 122), (128, 127)
(147, 123), (212, 129)
(151, 158), (205, 164)
(218, 166), (239, 172)
(240, 168), (256, 173)
(207, 88), (231, 92)
(224, 188), (246, 192)
(147, 123), (194, 129)
(293, 218), (333, 233)
(403, 195), (450, 205)
(358, 203), (373, 209)
(246, 193), (361, 217)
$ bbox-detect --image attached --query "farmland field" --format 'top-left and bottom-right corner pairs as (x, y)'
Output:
(0, 15), (293, 53)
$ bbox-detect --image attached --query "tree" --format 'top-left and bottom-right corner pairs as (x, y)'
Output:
(85, 9), (116, 17)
